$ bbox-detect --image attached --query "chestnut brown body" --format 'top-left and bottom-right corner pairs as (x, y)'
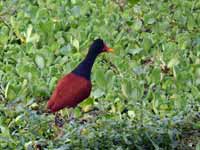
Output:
(47, 73), (91, 112)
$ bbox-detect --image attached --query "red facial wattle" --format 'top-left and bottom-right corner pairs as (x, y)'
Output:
(103, 44), (113, 52)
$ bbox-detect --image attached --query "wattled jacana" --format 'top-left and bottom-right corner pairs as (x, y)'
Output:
(47, 39), (113, 112)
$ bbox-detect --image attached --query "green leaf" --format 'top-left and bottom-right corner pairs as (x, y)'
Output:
(26, 24), (33, 41)
(49, 77), (57, 91)
(128, 110), (136, 118)
(142, 37), (152, 51)
(128, 48), (143, 56)
(147, 18), (156, 24)
(133, 19), (142, 31)
(168, 58), (179, 68)
(71, 6), (81, 17)
(92, 88), (105, 99)
(72, 39), (79, 51)
(150, 68), (161, 84)
(196, 142), (200, 150)
(35, 55), (45, 69)
(121, 80), (133, 98)
(0, 125), (13, 143)
(105, 70), (114, 90)
(6, 86), (16, 101)
(25, 24), (40, 43)
(128, 0), (140, 5)
(4, 82), (10, 99)
(0, 26), (9, 45)
(133, 66), (146, 75)
(95, 69), (106, 90)
(187, 15), (196, 30)
(80, 98), (94, 112)
(60, 44), (72, 55)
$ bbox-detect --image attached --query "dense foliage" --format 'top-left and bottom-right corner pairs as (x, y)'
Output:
(0, 0), (200, 149)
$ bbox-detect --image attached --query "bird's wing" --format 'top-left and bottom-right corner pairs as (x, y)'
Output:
(49, 73), (91, 109)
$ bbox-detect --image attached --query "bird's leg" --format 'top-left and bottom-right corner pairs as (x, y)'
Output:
(54, 112), (65, 139)
(54, 112), (65, 127)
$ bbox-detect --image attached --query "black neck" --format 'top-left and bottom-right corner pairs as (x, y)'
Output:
(72, 50), (99, 80)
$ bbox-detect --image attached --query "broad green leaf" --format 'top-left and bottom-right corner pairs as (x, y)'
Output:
(133, 66), (146, 75)
(121, 80), (133, 98)
(150, 68), (161, 84)
(121, 83), (128, 98)
(26, 24), (33, 42)
(92, 88), (105, 99)
(25, 24), (40, 43)
(72, 39), (79, 51)
(71, 6), (81, 17)
(74, 107), (82, 118)
(152, 95), (159, 114)
(187, 15), (196, 30)
(128, 0), (140, 5)
(80, 98), (94, 112)
(128, 48), (143, 56)
(35, 55), (45, 69)
(132, 19), (142, 31)
(60, 44), (72, 55)
(105, 70), (114, 90)
(142, 37), (152, 51)
(6, 86), (16, 100)
(147, 18), (156, 25)
(168, 58), (179, 68)
(95, 68), (106, 90)
(80, 97), (94, 106)
(0, 26), (9, 45)
(196, 142), (200, 150)
(28, 34), (40, 43)
(128, 110), (135, 118)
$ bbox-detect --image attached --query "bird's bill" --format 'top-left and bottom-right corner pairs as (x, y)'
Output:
(107, 47), (113, 52)
(103, 44), (113, 52)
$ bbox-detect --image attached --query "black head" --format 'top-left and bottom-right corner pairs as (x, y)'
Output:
(89, 38), (113, 54)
